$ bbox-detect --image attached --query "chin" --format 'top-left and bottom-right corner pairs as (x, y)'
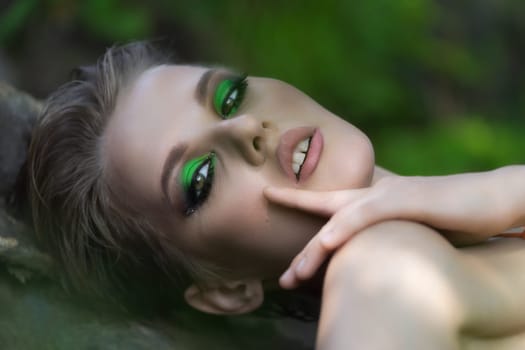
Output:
(320, 140), (375, 191)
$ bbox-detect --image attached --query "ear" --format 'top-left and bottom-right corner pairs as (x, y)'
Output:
(184, 279), (264, 315)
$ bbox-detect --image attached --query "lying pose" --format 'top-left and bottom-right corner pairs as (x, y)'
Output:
(28, 42), (525, 349)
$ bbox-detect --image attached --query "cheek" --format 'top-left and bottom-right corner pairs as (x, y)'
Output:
(192, 184), (270, 262)
(205, 188), (271, 254)
(334, 133), (374, 187)
(197, 180), (325, 275)
(265, 203), (326, 262)
(315, 121), (375, 190)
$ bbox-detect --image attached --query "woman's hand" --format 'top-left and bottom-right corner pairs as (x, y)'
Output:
(265, 176), (428, 289)
(264, 166), (525, 289)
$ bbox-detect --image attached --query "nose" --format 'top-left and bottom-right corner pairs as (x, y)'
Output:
(212, 114), (268, 166)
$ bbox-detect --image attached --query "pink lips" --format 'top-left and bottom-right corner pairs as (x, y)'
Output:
(277, 127), (323, 183)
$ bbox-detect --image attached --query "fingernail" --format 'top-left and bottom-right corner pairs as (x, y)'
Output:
(280, 269), (293, 285)
(296, 257), (307, 273)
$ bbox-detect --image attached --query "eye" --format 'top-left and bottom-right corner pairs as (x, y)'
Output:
(181, 152), (216, 216)
(213, 75), (247, 119)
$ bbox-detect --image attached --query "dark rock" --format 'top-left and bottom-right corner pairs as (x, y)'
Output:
(0, 208), (56, 282)
(0, 82), (41, 198)
(0, 269), (316, 350)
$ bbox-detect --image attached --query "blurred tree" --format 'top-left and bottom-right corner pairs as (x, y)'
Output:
(0, 0), (39, 46)
(1, 0), (524, 172)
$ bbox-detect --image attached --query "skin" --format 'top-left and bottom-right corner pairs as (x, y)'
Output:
(264, 165), (525, 288)
(102, 63), (525, 346)
(103, 64), (374, 283)
(317, 221), (525, 350)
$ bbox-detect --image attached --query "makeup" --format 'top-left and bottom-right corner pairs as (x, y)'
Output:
(213, 75), (247, 118)
(277, 127), (323, 183)
(298, 128), (323, 183)
(181, 153), (216, 215)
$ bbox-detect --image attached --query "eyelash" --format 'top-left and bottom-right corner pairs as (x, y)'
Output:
(213, 75), (248, 118)
(182, 152), (216, 216)
(183, 75), (248, 215)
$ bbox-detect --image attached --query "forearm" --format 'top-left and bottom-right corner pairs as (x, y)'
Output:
(371, 165), (397, 184)
(493, 165), (525, 228)
(368, 165), (525, 246)
(395, 165), (525, 238)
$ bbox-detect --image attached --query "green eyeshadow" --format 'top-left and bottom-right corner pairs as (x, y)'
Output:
(181, 154), (209, 191)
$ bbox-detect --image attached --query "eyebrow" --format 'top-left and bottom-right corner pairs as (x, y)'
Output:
(195, 68), (217, 106)
(162, 68), (224, 211)
(160, 143), (187, 211)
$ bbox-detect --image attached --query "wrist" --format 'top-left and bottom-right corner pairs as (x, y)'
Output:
(493, 165), (525, 228)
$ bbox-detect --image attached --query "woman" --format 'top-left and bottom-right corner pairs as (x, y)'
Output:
(29, 42), (525, 349)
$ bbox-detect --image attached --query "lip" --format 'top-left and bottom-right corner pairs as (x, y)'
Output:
(277, 127), (323, 183)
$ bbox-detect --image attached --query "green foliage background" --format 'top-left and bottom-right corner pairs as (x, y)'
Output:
(2, 0), (524, 175)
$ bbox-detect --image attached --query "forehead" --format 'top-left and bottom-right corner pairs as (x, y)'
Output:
(103, 65), (207, 208)
(119, 64), (207, 115)
(110, 64), (207, 133)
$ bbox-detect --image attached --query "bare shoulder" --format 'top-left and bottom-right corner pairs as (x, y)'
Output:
(323, 219), (525, 344)
(318, 220), (466, 350)
(324, 220), (465, 318)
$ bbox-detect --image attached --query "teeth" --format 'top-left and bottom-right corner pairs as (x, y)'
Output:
(293, 152), (306, 164)
(291, 137), (311, 176)
(297, 139), (309, 152)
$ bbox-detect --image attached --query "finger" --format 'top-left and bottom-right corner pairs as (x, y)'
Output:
(284, 218), (358, 288)
(280, 197), (379, 288)
(279, 268), (299, 289)
(264, 186), (362, 217)
(280, 224), (335, 287)
(264, 187), (336, 216)
(294, 234), (333, 281)
(283, 197), (394, 287)
(280, 238), (321, 289)
(318, 200), (385, 249)
(279, 252), (305, 289)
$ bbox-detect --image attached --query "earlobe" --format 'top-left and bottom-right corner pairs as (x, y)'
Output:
(184, 279), (264, 315)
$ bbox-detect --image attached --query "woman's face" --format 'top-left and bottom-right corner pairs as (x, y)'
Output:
(104, 65), (374, 280)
